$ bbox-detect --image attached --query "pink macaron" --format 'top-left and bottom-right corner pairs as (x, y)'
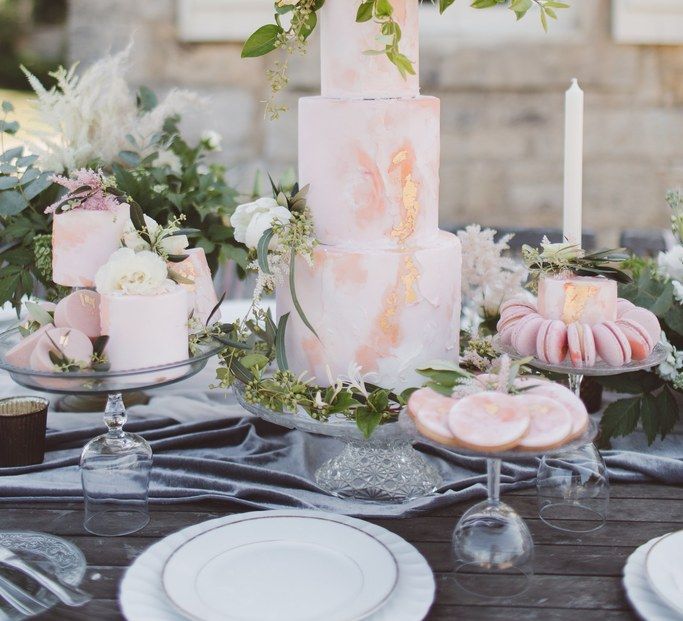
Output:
(619, 307), (661, 345)
(499, 297), (537, 316)
(616, 317), (655, 360)
(54, 290), (101, 339)
(616, 298), (636, 318)
(511, 313), (545, 357)
(29, 327), (93, 372)
(593, 321), (632, 366)
(536, 319), (568, 365)
(567, 322), (597, 368)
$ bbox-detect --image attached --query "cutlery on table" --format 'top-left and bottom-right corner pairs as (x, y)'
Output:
(0, 572), (49, 617)
(0, 546), (91, 608)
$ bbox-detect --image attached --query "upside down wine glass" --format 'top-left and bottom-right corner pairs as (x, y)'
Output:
(452, 458), (534, 597)
(80, 393), (152, 537)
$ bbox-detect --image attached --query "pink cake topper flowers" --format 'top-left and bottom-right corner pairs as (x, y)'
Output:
(45, 169), (122, 214)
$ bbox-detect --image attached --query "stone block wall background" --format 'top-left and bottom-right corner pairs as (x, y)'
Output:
(66, 0), (683, 245)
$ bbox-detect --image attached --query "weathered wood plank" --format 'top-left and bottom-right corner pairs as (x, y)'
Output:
(427, 605), (637, 620)
(36, 599), (122, 621)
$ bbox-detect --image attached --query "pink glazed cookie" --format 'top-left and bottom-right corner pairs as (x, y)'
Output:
(536, 319), (568, 365)
(54, 290), (101, 339)
(567, 322), (597, 368)
(511, 313), (544, 357)
(516, 395), (573, 451)
(29, 327), (93, 371)
(448, 392), (530, 452)
(593, 321), (632, 366)
(408, 387), (459, 446)
(616, 318), (655, 360)
(5, 324), (53, 368)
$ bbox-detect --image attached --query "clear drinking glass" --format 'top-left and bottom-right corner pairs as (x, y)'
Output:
(452, 459), (534, 597)
(537, 442), (609, 532)
(80, 393), (152, 537)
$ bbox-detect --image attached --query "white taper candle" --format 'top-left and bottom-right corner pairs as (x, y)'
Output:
(563, 78), (584, 248)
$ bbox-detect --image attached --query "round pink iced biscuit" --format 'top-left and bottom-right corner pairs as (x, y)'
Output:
(54, 290), (101, 339)
(616, 298), (636, 318)
(620, 307), (661, 344)
(616, 318), (654, 360)
(536, 319), (568, 365)
(5, 324), (53, 368)
(408, 388), (459, 446)
(516, 395), (573, 450)
(29, 327), (93, 372)
(511, 313), (544, 357)
(567, 322), (596, 368)
(593, 321), (632, 366)
(448, 392), (530, 452)
(523, 381), (589, 441)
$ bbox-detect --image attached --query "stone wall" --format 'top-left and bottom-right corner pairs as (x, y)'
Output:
(66, 0), (683, 244)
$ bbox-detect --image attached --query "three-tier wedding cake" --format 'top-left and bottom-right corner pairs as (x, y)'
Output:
(277, 0), (462, 390)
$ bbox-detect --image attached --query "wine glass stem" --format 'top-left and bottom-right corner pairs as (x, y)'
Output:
(104, 392), (126, 438)
(487, 458), (502, 505)
(568, 373), (584, 398)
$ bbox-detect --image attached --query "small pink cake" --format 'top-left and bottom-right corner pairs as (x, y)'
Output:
(538, 275), (617, 325)
(169, 248), (220, 326)
(5, 324), (53, 368)
(54, 290), (101, 339)
(29, 327), (93, 372)
(52, 203), (130, 287)
(99, 286), (189, 371)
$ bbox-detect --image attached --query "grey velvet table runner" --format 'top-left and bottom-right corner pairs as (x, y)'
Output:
(1, 408), (681, 518)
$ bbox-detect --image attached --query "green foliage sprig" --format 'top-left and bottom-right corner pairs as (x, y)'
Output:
(443, 0), (569, 31)
(215, 307), (410, 438)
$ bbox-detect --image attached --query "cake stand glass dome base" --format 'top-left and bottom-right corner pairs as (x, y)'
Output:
(234, 383), (442, 503)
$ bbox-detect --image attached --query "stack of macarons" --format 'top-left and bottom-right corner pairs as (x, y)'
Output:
(407, 375), (589, 453)
(497, 296), (661, 368)
(6, 290), (102, 371)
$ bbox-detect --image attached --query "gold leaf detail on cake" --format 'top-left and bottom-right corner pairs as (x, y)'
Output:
(562, 283), (598, 324)
(391, 174), (419, 243)
(392, 150), (408, 165)
(402, 256), (419, 304)
(79, 292), (96, 308)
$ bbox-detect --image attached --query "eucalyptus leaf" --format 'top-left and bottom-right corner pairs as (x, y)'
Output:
(24, 301), (53, 327)
(276, 312), (289, 371)
(0, 190), (28, 216)
(257, 228), (274, 275)
(241, 24), (284, 58)
(0, 177), (18, 190)
(206, 291), (226, 327)
(289, 248), (319, 338)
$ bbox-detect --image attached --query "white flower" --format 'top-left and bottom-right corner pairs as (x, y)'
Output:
(231, 197), (292, 250)
(122, 215), (189, 257)
(201, 130), (222, 151)
(95, 248), (173, 296)
(673, 280), (683, 305)
(657, 334), (683, 382)
(657, 246), (683, 283)
(539, 236), (584, 261)
(340, 362), (377, 398)
(153, 150), (183, 175)
(276, 0), (300, 6)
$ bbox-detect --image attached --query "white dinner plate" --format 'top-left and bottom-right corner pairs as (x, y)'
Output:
(623, 535), (683, 621)
(162, 514), (399, 621)
(120, 510), (435, 621)
(646, 530), (683, 615)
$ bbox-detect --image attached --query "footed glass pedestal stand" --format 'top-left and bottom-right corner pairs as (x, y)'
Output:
(495, 338), (667, 532)
(0, 326), (226, 537)
(234, 383), (442, 502)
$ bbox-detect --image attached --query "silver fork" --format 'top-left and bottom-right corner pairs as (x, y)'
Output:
(0, 547), (90, 608)
(0, 572), (49, 617)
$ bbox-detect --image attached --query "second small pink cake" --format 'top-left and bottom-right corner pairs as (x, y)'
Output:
(538, 275), (617, 325)
(99, 287), (189, 370)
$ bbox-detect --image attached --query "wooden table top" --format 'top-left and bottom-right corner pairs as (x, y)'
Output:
(0, 482), (680, 621)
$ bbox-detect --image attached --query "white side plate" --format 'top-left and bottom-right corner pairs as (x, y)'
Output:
(646, 530), (683, 616)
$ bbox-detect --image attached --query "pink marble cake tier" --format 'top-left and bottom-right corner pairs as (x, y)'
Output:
(277, 232), (462, 391)
(299, 96), (440, 249)
(99, 286), (189, 372)
(537, 274), (618, 326)
(169, 248), (220, 326)
(52, 204), (130, 287)
(320, 0), (419, 99)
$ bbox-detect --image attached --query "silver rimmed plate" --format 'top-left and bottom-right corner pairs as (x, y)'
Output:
(161, 514), (399, 621)
(645, 530), (683, 616)
(120, 510), (435, 621)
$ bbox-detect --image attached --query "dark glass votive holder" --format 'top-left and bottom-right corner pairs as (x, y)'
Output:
(0, 396), (49, 467)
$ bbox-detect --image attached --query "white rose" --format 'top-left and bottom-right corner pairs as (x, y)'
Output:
(230, 197), (292, 250)
(122, 215), (189, 256)
(658, 246), (683, 283)
(95, 248), (173, 295)
(540, 238), (584, 261)
(201, 130), (222, 152)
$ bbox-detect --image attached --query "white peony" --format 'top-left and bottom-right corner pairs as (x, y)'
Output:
(95, 248), (174, 296)
(122, 215), (189, 257)
(539, 237), (584, 261)
(657, 246), (683, 283)
(201, 130), (222, 151)
(231, 197), (292, 250)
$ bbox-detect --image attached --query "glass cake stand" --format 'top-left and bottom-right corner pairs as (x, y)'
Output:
(495, 337), (667, 531)
(233, 381), (442, 502)
(400, 410), (598, 597)
(0, 325), (227, 537)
